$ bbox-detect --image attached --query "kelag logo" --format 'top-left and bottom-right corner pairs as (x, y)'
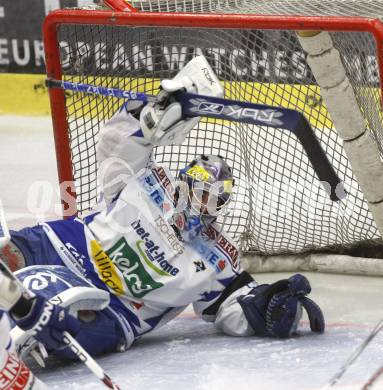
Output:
(107, 238), (163, 299)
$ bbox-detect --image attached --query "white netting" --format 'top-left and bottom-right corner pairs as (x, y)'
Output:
(130, 0), (383, 16)
(50, 6), (383, 255)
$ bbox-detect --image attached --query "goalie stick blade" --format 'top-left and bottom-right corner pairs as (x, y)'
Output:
(0, 200), (10, 249)
(177, 91), (346, 202)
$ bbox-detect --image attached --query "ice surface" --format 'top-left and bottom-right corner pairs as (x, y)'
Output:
(1, 116), (383, 390)
(0, 115), (61, 229)
(26, 272), (383, 390)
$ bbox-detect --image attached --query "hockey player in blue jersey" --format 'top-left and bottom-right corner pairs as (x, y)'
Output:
(0, 56), (324, 367)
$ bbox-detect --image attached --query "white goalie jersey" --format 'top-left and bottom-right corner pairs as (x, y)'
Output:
(42, 105), (257, 343)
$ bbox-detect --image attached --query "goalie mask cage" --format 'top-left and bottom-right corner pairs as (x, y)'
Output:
(43, 5), (383, 271)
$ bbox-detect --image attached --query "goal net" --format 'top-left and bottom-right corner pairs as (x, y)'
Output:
(43, 3), (383, 271)
(127, 0), (383, 16)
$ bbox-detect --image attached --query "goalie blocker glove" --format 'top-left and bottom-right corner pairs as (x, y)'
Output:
(237, 274), (325, 338)
(138, 55), (224, 146)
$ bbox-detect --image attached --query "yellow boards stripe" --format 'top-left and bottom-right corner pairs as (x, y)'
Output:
(0, 74), (50, 116)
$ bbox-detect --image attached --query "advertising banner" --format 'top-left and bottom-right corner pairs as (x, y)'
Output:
(0, 0), (96, 74)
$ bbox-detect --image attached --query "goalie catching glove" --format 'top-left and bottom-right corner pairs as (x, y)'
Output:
(137, 55), (224, 146)
(238, 274), (325, 338)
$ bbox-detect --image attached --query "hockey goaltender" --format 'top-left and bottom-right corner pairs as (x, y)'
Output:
(0, 56), (324, 389)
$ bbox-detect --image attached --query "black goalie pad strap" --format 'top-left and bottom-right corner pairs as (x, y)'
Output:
(202, 271), (254, 317)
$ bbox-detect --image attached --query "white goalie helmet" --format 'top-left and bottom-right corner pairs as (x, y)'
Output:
(175, 154), (234, 228)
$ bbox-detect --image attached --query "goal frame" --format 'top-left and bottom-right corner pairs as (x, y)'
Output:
(43, 9), (383, 218)
(102, 0), (138, 12)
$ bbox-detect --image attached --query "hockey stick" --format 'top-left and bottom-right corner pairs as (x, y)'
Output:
(62, 331), (120, 390)
(363, 365), (383, 390)
(9, 307), (120, 389)
(46, 79), (345, 202)
(325, 317), (383, 388)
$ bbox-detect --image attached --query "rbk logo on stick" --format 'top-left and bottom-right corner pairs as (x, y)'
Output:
(192, 98), (281, 125)
(198, 102), (224, 114)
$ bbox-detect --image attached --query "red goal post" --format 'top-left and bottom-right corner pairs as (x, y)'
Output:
(43, 9), (383, 272)
(102, 0), (138, 12)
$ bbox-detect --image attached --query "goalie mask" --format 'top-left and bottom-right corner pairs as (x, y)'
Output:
(175, 155), (234, 231)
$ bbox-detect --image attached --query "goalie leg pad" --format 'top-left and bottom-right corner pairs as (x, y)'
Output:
(13, 266), (133, 360)
(56, 309), (127, 360)
(9, 225), (64, 268)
